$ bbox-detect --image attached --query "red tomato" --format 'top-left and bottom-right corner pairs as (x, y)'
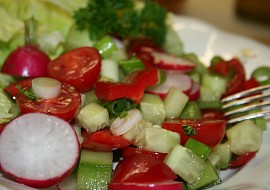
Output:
(162, 119), (226, 148)
(0, 123), (6, 134)
(201, 109), (226, 120)
(4, 78), (33, 97)
(81, 129), (130, 151)
(111, 154), (177, 183)
(16, 81), (81, 121)
(47, 47), (101, 93)
(122, 146), (167, 161)
(109, 181), (184, 190)
(223, 58), (246, 96)
(244, 77), (260, 90)
(229, 152), (257, 168)
(128, 38), (164, 67)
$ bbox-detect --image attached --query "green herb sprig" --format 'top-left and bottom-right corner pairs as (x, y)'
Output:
(16, 84), (38, 101)
(73, 0), (167, 45)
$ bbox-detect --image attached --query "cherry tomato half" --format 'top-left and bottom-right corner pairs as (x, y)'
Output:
(111, 154), (177, 183)
(4, 78), (33, 97)
(162, 119), (226, 148)
(47, 47), (101, 93)
(16, 80), (81, 121)
(81, 129), (130, 151)
(229, 152), (257, 168)
(122, 146), (167, 162)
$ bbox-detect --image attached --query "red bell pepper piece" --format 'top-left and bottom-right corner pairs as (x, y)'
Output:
(95, 68), (159, 103)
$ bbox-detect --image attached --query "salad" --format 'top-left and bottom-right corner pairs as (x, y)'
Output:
(0, 0), (270, 190)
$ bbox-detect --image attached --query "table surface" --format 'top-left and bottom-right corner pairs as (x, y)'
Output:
(177, 0), (270, 47)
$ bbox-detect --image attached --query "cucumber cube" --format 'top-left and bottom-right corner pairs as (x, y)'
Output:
(143, 127), (180, 153)
(165, 145), (206, 184)
(140, 93), (166, 125)
(77, 149), (113, 190)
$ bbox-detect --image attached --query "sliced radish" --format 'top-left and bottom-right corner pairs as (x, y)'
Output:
(146, 72), (193, 99)
(109, 181), (184, 190)
(32, 77), (61, 99)
(0, 113), (80, 188)
(188, 81), (200, 101)
(151, 51), (196, 72)
(110, 109), (143, 136)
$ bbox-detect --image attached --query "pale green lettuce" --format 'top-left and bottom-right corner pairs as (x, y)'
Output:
(0, 0), (88, 64)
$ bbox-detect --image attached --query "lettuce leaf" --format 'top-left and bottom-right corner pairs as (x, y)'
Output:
(0, 0), (88, 62)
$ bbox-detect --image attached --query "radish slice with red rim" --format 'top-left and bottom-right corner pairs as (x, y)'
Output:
(188, 81), (200, 101)
(146, 72), (193, 99)
(0, 113), (80, 189)
(151, 51), (196, 72)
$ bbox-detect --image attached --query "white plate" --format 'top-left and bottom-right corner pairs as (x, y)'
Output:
(1, 15), (270, 190)
(171, 15), (270, 190)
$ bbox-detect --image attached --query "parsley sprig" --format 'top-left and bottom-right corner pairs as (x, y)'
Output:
(73, 0), (167, 45)
(16, 84), (38, 101)
(182, 124), (197, 136)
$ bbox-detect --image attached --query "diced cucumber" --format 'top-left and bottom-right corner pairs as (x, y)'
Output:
(107, 47), (128, 62)
(76, 102), (110, 132)
(226, 119), (263, 155)
(101, 59), (120, 82)
(94, 35), (116, 58)
(119, 57), (145, 75)
(77, 149), (113, 190)
(197, 86), (223, 109)
(162, 26), (183, 56)
(187, 161), (222, 190)
(64, 24), (95, 51)
(201, 73), (227, 97)
(164, 145), (206, 184)
(209, 142), (232, 169)
(180, 101), (201, 119)
(139, 93), (166, 125)
(122, 120), (148, 146)
(164, 87), (189, 119)
(181, 53), (208, 75)
(143, 127), (180, 153)
(185, 138), (211, 160)
(81, 89), (99, 107)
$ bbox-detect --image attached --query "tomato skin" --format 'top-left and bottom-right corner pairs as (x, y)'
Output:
(47, 47), (101, 93)
(128, 39), (164, 67)
(122, 147), (167, 161)
(81, 129), (130, 151)
(3, 78), (33, 97)
(95, 68), (159, 104)
(0, 123), (6, 134)
(201, 109), (226, 120)
(224, 58), (246, 96)
(16, 81), (81, 122)
(162, 119), (226, 148)
(109, 181), (184, 190)
(111, 154), (177, 183)
(244, 77), (260, 90)
(229, 152), (257, 168)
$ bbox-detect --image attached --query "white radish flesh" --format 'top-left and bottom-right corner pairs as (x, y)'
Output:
(146, 71), (192, 98)
(110, 109), (143, 136)
(151, 51), (196, 72)
(0, 113), (80, 188)
(32, 77), (61, 99)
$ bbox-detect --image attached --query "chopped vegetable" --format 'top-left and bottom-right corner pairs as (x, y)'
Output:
(0, 113), (80, 188)
(73, 0), (167, 45)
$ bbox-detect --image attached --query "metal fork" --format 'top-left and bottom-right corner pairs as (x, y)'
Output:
(221, 84), (270, 124)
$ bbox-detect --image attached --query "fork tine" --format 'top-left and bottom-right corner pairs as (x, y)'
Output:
(224, 101), (270, 116)
(221, 84), (270, 103)
(222, 93), (270, 109)
(226, 109), (270, 124)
